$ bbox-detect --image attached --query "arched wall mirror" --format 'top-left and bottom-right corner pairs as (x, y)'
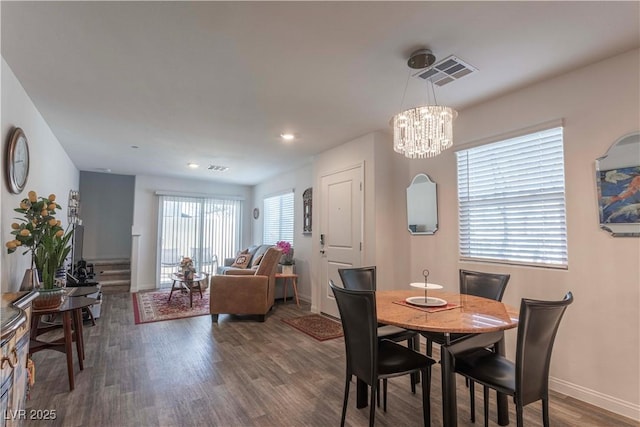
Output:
(406, 173), (438, 235)
(595, 131), (640, 237)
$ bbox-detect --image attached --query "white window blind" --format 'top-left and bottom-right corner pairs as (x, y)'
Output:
(456, 126), (568, 267)
(263, 191), (294, 245)
(157, 195), (242, 286)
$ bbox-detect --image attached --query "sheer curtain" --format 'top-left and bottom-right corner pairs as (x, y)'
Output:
(157, 195), (242, 287)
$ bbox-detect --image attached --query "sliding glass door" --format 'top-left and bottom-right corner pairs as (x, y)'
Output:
(157, 195), (242, 287)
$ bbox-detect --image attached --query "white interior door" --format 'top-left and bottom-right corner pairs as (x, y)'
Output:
(319, 165), (363, 318)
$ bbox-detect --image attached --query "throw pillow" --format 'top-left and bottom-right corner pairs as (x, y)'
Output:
(251, 253), (264, 268)
(231, 250), (251, 268)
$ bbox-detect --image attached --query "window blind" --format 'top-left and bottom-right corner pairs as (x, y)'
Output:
(263, 191), (294, 245)
(456, 126), (568, 267)
(157, 195), (242, 286)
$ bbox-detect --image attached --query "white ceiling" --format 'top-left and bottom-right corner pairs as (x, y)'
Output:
(2, 1), (639, 185)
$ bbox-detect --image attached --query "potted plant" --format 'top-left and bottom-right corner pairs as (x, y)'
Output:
(276, 240), (294, 274)
(6, 191), (71, 309)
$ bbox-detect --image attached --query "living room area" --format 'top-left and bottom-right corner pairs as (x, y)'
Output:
(1, 2), (639, 426)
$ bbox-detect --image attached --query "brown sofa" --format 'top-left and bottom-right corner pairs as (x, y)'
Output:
(210, 247), (281, 322)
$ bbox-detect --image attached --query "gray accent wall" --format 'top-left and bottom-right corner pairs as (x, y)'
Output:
(79, 171), (135, 260)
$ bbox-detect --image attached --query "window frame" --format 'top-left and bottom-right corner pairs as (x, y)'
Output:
(456, 124), (568, 269)
(262, 190), (295, 246)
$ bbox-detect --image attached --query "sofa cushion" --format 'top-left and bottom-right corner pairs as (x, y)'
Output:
(251, 253), (264, 268)
(231, 251), (251, 268)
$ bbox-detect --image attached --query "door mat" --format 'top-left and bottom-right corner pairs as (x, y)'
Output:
(282, 314), (343, 341)
(132, 288), (209, 324)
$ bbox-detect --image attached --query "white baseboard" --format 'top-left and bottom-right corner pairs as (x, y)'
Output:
(550, 376), (640, 421)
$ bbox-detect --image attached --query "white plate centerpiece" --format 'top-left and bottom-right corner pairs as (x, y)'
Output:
(406, 269), (447, 307)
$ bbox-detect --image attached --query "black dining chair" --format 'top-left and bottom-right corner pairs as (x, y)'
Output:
(422, 269), (511, 357)
(339, 267), (420, 405)
(329, 281), (436, 427)
(455, 291), (574, 427)
(338, 267), (419, 348)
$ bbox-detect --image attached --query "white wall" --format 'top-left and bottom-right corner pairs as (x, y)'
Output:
(252, 164), (313, 301)
(131, 174), (252, 291)
(403, 49), (640, 419)
(373, 131), (412, 291)
(311, 131), (411, 310)
(1, 59), (79, 293)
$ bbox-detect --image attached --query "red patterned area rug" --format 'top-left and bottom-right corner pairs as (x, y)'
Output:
(132, 288), (209, 324)
(282, 314), (343, 341)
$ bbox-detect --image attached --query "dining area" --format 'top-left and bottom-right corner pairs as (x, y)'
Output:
(330, 266), (573, 427)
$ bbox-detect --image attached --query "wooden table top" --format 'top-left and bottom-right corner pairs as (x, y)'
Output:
(376, 290), (519, 334)
(275, 273), (298, 278)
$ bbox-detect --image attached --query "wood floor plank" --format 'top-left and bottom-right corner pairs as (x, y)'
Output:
(24, 293), (637, 427)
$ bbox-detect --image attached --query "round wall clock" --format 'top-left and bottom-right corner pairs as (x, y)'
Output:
(5, 127), (30, 194)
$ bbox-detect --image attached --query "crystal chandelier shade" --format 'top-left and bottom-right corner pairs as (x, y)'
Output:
(393, 105), (457, 159)
(392, 48), (457, 159)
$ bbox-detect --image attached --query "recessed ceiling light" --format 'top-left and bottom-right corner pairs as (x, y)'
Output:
(208, 164), (229, 172)
(280, 133), (295, 141)
(188, 163), (199, 169)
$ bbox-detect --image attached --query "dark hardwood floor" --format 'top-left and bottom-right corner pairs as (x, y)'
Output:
(25, 292), (636, 427)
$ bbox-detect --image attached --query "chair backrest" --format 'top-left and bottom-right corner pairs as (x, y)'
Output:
(329, 280), (378, 386)
(255, 247), (281, 277)
(338, 266), (377, 291)
(459, 269), (510, 301)
(516, 291), (573, 406)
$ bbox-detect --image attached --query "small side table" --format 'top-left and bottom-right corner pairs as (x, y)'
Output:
(169, 273), (208, 307)
(68, 285), (100, 325)
(275, 273), (299, 307)
(30, 296), (96, 391)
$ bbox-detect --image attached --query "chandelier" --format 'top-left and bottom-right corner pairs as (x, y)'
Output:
(392, 49), (457, 159)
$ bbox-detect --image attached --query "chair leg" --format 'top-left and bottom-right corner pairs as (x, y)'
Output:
(376, 380), (380, 407)
(483, 386), (489, 427)
(211, 314), (218, 322)
(340, 374), (350, 427)
(542, 397), (549, 427)
(420, 367), (431, 427)
(516, 400), (524, 427)
(469, 378), (475, 423)
(426, 338), (433, 357)
(383, 379), (388, 412)
(369, 383), (376, 427)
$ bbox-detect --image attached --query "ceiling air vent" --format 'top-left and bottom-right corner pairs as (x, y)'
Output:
(208, 164), (229, 172)
(413, 55), (477, 87)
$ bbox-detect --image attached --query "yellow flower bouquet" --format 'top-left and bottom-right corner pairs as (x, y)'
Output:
(6, 191), (72, 289)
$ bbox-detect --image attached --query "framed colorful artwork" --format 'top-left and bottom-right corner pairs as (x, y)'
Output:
(595, 132), (640, 236)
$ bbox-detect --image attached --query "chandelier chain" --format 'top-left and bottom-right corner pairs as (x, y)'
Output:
(399, 68), (412, 112)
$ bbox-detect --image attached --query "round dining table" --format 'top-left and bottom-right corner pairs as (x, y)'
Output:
(361, 289), (519, 427)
